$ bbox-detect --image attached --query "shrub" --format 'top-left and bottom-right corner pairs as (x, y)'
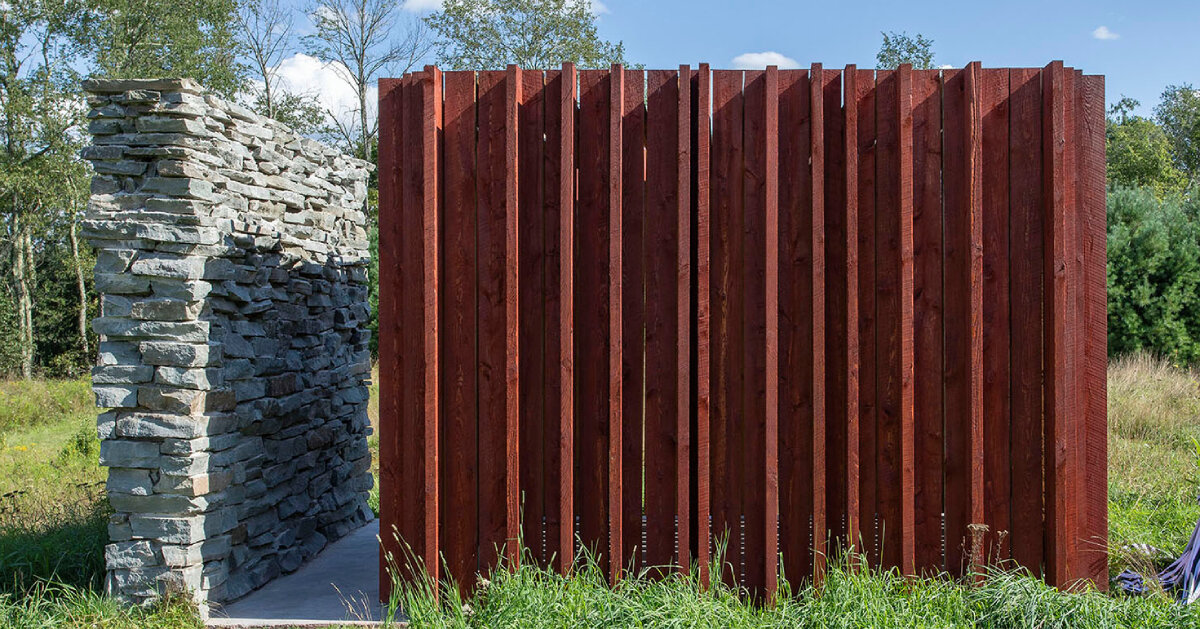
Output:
(1107, 186), (1200, 362)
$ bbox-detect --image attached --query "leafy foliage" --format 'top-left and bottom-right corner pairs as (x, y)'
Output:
(1107, 97), (1189, 195)
(1107, 186), (1200, 363)
(876, 30), (935, 70)
(1155, 83), (1200, 184)
(427, 0), (628, 70)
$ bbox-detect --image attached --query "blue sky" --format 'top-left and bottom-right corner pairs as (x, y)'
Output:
(282, 0), (1200, 119)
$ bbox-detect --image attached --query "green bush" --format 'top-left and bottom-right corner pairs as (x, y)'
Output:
(1107, 186), (1200, 362)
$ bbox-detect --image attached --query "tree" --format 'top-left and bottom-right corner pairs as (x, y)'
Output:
(1106, 97), (1188, 195)
(876, 30), (934, 70)
(1155, 84), (1200, 184)
(236, 0), (326, 134)
(0, 0), (91, 377)
(305, 0), (434, 162)
(88, 0), (246, 97)
(426, 0), (628, 70)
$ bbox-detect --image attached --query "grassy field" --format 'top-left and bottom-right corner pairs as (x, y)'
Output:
(0, 357), (1196, 627)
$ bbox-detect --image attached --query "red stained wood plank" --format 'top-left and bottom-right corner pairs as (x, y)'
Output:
(504, 66), (521, 569)
(476, 70), (513, 571)
(710, 69), (745, 586)
(517, 68), (547, 568)
(979, 68), (1012, 562)
(777, 68), (814, 583)
(742, 68), (769, 592)
(821, 67), (848, 555)
(540, 67), (565, 573)
(440, 70), (479, 588)
(853, 69), (879, 566)
(842, 65), (861, 554)
(376, 76), (403, 601)
(694, 64), (713, 587)
(1079, 72), (1108, 589)
(620, 68), (645, 573)
(422, 67), (442, 587)
(910, 68), (943, 574)
(873, 67), (915, 574)
(676, 64), (692, 576)
(1008, 67), (1045, 574)
(1042, 60), (1078, 588)
(810, 63), (828, 583)
(555, 63), (576, 575)
(608, 65), (624, 584)
(575, 68), (611, 575)
(644, 68), (683, 573)
(763, 65), (779, 597)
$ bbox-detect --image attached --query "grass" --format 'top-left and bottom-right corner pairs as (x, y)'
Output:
(0, 357), (1195, 627)
(391, 549), (1200, 628)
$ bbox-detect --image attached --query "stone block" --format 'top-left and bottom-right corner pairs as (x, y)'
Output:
(99, 440), (160, 468)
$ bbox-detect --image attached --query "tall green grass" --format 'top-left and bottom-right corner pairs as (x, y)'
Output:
(390, 549), (1200, 628)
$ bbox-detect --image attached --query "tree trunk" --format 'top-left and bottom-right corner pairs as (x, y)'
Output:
(11, 208), (32, 380)
(69, 209), (89, 360)
(22, 225), (34, 379)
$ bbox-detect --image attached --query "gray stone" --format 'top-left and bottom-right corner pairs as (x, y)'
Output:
(105, 541), (159, 570)
(99, 439), (160, 468)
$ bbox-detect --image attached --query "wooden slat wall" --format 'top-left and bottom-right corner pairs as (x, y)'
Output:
(377, 63), (1107, 599)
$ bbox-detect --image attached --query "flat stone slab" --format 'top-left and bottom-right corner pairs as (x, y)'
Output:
(208, 520), (384, 627)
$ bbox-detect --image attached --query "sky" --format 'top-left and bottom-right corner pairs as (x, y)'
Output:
(279, 0), (1200, 121)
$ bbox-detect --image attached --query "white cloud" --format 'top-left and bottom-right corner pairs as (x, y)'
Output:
(938, 64), (954, 69)
(1092, 25), (1119, 40)
(265, 53), (379, 133)
(590, 0), (610, 15)
(731, 51), (801, 70)
(401, 0), (442, 12)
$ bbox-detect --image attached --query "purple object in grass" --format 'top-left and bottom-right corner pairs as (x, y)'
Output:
(1116, 503), (1200, 604)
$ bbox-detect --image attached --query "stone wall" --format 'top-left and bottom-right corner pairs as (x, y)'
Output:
(81, 78), (374, 612)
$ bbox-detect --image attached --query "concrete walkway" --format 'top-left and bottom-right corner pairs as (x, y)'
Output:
(208, 520), (385, 627)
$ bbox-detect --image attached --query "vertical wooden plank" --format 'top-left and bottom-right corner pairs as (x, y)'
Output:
(608, 65), (624, 583)
(376, 76), (403, 600)
(645, 68), (682, 573)
(777, 67), (812, 583)
(980, 68), (1011, 562)
(694, 64), (713, 587)
(763, 65), (780, 596)
(440, 70), (479, 588)
(1066, 67), (1090, 588)
(422, 66), (442, 587)
(822, 67), (848, 555)
(476, 69), (512, 571)
(910, 68), (943, 574)
(541, 67), (565, 573)
(741, 68), (769, 592)
(575, 68), (611, 575)
(517, 69), (547, 567)
(1080, 72), (1108, 589)
(874, 66), (915, 573)
(943, 63), (985, 575)
(556, 63), (577, 575)
(504, 65), (522, 569)
(854, 69), (879, 565)
(620, 68), (645, 572)
(810, 63), (828, 583)
(1008, 67), (1045, 574)
(843, 65), (861, 554)
(710, 69), (744, 586)
(676, 64), (692, 576)
(1042, 60), (1078, 588)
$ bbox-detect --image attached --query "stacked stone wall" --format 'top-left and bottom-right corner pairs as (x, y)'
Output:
(81, 78), (374, 611)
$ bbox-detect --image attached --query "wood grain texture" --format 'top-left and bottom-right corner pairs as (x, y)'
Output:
(694, 64), (713, 588)
(842, 65), (861, 553)
(979, 68), (1011, 562)
(853, 68), (879, 565)
(608, 65), (624, 584)
(1007, 67), (1045, 575)
(763, 65), (779, 597)
(821, 67), (848, 554)
(777, 68), (813, 582)
(676, 64), (692, 576)
(910, 68), (943, 574)
(376, 75), (403, 601)
(440, 70), (479, 588)
(620, 68), (645, 573)
(556, 63), (576, 575)
(422, 66), (442, 587)
(504, 66), (521, 568)
(810, 63), (828, 583)
(1079, 72), (1108, 589)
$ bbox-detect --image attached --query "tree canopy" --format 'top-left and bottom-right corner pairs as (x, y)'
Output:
(426, 0), (628, 70)
(876, 30), (935, 70)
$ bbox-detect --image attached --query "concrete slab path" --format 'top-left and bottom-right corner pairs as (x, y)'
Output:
(208, 520), (385, 627)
